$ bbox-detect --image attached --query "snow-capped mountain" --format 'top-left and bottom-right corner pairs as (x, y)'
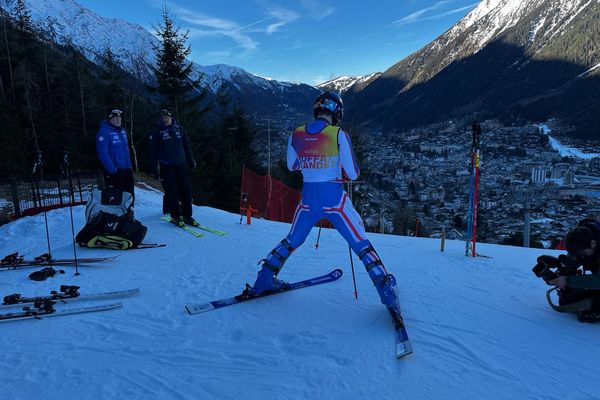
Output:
(316, 73), (381, 94)
(0, 0), (318, 121)
(346, 0), (600, 136)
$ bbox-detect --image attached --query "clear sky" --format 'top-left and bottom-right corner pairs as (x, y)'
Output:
(76, 0), (479, 84)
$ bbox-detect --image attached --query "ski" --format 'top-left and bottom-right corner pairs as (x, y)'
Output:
(185, 268), (343, 314)
(0, 253), (118, 270)
(193, 224), (227, 236)
(387, 277), (413, 358)
(160, 216), (204, 238)
(0, 301), (122, 322)
(134, 243), (167, 249)
(389, 308), (413, 359)
(1, 286), (140, 309)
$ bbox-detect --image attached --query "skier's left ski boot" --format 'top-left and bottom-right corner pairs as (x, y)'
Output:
(250, 261), (288, 296)
(183, 216), (200, 227)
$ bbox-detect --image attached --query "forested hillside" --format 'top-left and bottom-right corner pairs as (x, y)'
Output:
(0, 4), (260, 212)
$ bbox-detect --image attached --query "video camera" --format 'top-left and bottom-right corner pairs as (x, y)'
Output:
(532, 254), (582, 284)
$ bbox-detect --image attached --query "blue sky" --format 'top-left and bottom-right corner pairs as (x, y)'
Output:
(77, 0), (479, 84)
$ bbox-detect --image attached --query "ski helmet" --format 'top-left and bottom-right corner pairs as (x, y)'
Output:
(313, 91), (343, 125)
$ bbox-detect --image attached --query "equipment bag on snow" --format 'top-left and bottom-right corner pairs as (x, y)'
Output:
(76, 211), (147, 250)
(85, 188), (133, 222)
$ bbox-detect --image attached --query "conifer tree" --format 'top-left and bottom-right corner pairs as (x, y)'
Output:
(98, 47), (124, 106)
(152, 8), (203, 116)
(14, 0), (33, 33)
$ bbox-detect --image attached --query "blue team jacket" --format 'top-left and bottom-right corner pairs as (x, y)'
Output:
(96, 120), (132, 174)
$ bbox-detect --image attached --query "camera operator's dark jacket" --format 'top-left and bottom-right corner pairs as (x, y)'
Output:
(148, 120), (195, 168)
(566, 220), (600, 290)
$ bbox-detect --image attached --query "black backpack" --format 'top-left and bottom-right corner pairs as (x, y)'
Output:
(76, 211), (147, 250)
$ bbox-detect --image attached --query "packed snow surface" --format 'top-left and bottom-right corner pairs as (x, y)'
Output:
(1, 187), (599, 400)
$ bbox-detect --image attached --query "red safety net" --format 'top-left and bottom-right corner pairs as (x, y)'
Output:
(240, 166), (301, 223)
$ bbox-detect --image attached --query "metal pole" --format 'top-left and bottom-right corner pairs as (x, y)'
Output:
(62, 152), (79, 275)
(523, 199), (531, 248)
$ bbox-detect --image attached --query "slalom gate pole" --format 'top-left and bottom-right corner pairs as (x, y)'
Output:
(470, 122), (482, 258)
(465, 152), (475, 256)
(440, 227), (446, 252)
(472, 150), (481, 258)
(61, 151), (79, 275)
(33, 151), (52, 259)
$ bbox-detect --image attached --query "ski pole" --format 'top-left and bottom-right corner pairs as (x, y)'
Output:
(239, 192), (248, 224)
(33, 151), (52, 259)
(61, 152), (79, 276)
(348, 245), (358, 299)
(315, 225), (322, 249)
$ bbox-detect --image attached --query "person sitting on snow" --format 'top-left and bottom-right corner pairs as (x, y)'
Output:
(247, 90), (403, 322)
(550, 220), (600, 322)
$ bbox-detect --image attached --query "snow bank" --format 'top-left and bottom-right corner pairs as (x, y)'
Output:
(0, 187), (598, 400)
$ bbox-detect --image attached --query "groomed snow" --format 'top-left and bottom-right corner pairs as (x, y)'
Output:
(1, 187), (599, 400)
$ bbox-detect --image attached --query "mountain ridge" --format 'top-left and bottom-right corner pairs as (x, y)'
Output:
(0, 0), (320, 122)
(345, 0), (600, 137)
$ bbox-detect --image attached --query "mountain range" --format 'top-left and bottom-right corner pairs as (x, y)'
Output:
(344, 0), (600, 137)
(2, 0), (598, 136)
(0, 0), (321, 122)
(316, 73), (381, 94)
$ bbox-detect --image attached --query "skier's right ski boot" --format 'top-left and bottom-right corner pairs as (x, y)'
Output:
(373, 274), (401, 317)
(170, 216), (185, 228)
(251, 261), (287, 296)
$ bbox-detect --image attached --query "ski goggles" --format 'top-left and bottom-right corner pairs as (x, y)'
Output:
(315, 98), (339, 114)
(108, 109), (123, 119)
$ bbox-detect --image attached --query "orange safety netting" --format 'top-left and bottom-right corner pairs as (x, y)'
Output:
(240, 166), (301, 223)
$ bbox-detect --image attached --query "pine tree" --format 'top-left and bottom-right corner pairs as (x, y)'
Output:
(14, 0), (33, 33)
(98, 47), (125, 106)
(152, 8), (203, 116)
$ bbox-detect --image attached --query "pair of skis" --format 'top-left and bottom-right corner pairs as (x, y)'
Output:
(160, 216), (227, 237)
(184, 269), (413, 359)
(0, 286), (139, 322)
(0, 252), (118, 270)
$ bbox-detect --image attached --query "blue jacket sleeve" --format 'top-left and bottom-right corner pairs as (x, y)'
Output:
(96, 127), (117, 174)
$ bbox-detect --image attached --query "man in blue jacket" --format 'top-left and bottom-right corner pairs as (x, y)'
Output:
(96, 108), (134, 202)
(148, 109), (198, 228)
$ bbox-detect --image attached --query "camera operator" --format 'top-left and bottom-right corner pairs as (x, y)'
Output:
(549, 222), (600, 322)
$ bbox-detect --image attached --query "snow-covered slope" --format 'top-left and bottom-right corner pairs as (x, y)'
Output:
(316, 73), (381, 94)
(1, 187), (599, 400)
